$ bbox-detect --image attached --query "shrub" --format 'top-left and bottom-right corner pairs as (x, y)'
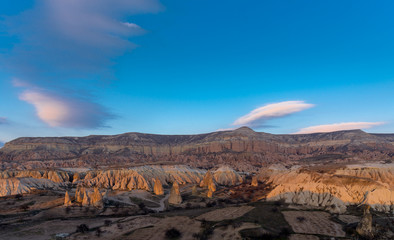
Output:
(104, 220), (112, 226)
(76, 224), (89, 234)
(165, 228), (181, 239)
(296, 216), (306, 222)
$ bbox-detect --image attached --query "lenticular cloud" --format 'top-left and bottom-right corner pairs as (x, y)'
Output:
(295, 122), (385, 134)
(20, 90), (113, 128)
(233, 101), (314, 127)
(2, 0), (162, 128)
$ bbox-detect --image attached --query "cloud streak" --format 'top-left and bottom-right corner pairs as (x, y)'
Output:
(295, 122), (386, 134)
(0, 117), (8, 125)
(19, 89), (113, 128)
(233, 101), (314, 127)
(1, 0), (162, 128)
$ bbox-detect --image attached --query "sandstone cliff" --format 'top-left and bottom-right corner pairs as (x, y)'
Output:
(263, 164), (394, 213)
(1, 128), (393, 170)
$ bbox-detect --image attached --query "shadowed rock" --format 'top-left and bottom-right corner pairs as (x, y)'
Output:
(356, 205), (374, 238)
(168, 181), (182, 205)
(192, 185), (198, 196)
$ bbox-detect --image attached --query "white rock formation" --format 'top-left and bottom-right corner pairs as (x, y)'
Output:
(0, 178), (62, 197)
(213, 166), (243, 186)
(83, 165), (205, 192)
(264, 165), (394, 213)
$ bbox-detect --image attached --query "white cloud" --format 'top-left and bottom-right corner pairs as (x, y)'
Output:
(19, 90), (113, 128)
(233, 101), (314, 127)
(295, 122), (386, 134)
(216, 127), (236, 132)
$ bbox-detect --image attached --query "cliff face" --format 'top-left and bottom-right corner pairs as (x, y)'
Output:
(1, 128), (393, 170)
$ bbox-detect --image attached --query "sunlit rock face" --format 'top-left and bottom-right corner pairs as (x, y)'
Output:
(153, 178), (164, 195)
(0, 170), (71, 183)
(213, 166), (243, 186)
(64, 191), (72, 206)
(263, 164), (394, 213)
(168, 181), (182, 205)
(82, 165), (205, 192)
(251, 175), (258, 187)
(0, 178), (62, 197)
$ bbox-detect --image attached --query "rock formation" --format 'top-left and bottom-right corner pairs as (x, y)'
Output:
(356, 205), (373, 238)
(207, 188), (213, 198)
(213, 166), (243, 186)
(264, 164), (394, 213)
(0, 177), (62, 197)
(1, 128), (393, 170)
(83, 165), (205, 192)
(90, 187), (104, 208)
(82, 191), (90, 207)
(64, 191), (72, 206)
(72, 173), (80, 183)
(192, 185), (198, 196)
(153, 178), (164, 195)
(75, 186), (84, 203)
(251, 175), (258, 187)
(168, 182), (182, 205)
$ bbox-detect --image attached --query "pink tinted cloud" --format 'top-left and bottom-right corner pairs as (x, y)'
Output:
(295, 122), (386, 134)
(19, 90), (113, 128)
(233, 101), (314, 127)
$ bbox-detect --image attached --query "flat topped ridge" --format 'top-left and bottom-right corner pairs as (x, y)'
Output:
(3, 128), (391, 146)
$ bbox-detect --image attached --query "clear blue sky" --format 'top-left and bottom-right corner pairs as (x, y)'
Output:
(0, 0), (393, 142)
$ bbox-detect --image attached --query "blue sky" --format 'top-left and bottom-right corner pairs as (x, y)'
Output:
(0, 0), (393, 142)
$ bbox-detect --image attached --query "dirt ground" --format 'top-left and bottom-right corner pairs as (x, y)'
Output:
(282, 211), (346, 237)
(195, 206), (254, 222)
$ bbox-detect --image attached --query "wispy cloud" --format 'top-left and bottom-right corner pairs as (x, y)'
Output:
(1, 0), (163, 128)
(233, 101), (314, 127)
(19, 89), (113, 128)
(0, 117), (8, 125)
(295, 122), (386, 134)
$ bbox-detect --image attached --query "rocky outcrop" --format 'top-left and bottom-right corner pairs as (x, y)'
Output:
(356, 205), (374, 238)
(1, 128), (393, 170)
(64, 191), (72, 206)
(192, 185), (198, 196)
(82, 165), (205, 192)
(213, 166), (243, 186)
(207, 188), (213, 198)
(251, 176), (258, 187)
(168, 182), (182, 205)
(0, 177), (62, 196)
(82, 191), (90, 206)
(75, 186), (84, 203)
(264, 164), (394, 213)
(153, 178), (164, 195)
(0, 170), (71, 183)
(90, 187), (104, 208)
